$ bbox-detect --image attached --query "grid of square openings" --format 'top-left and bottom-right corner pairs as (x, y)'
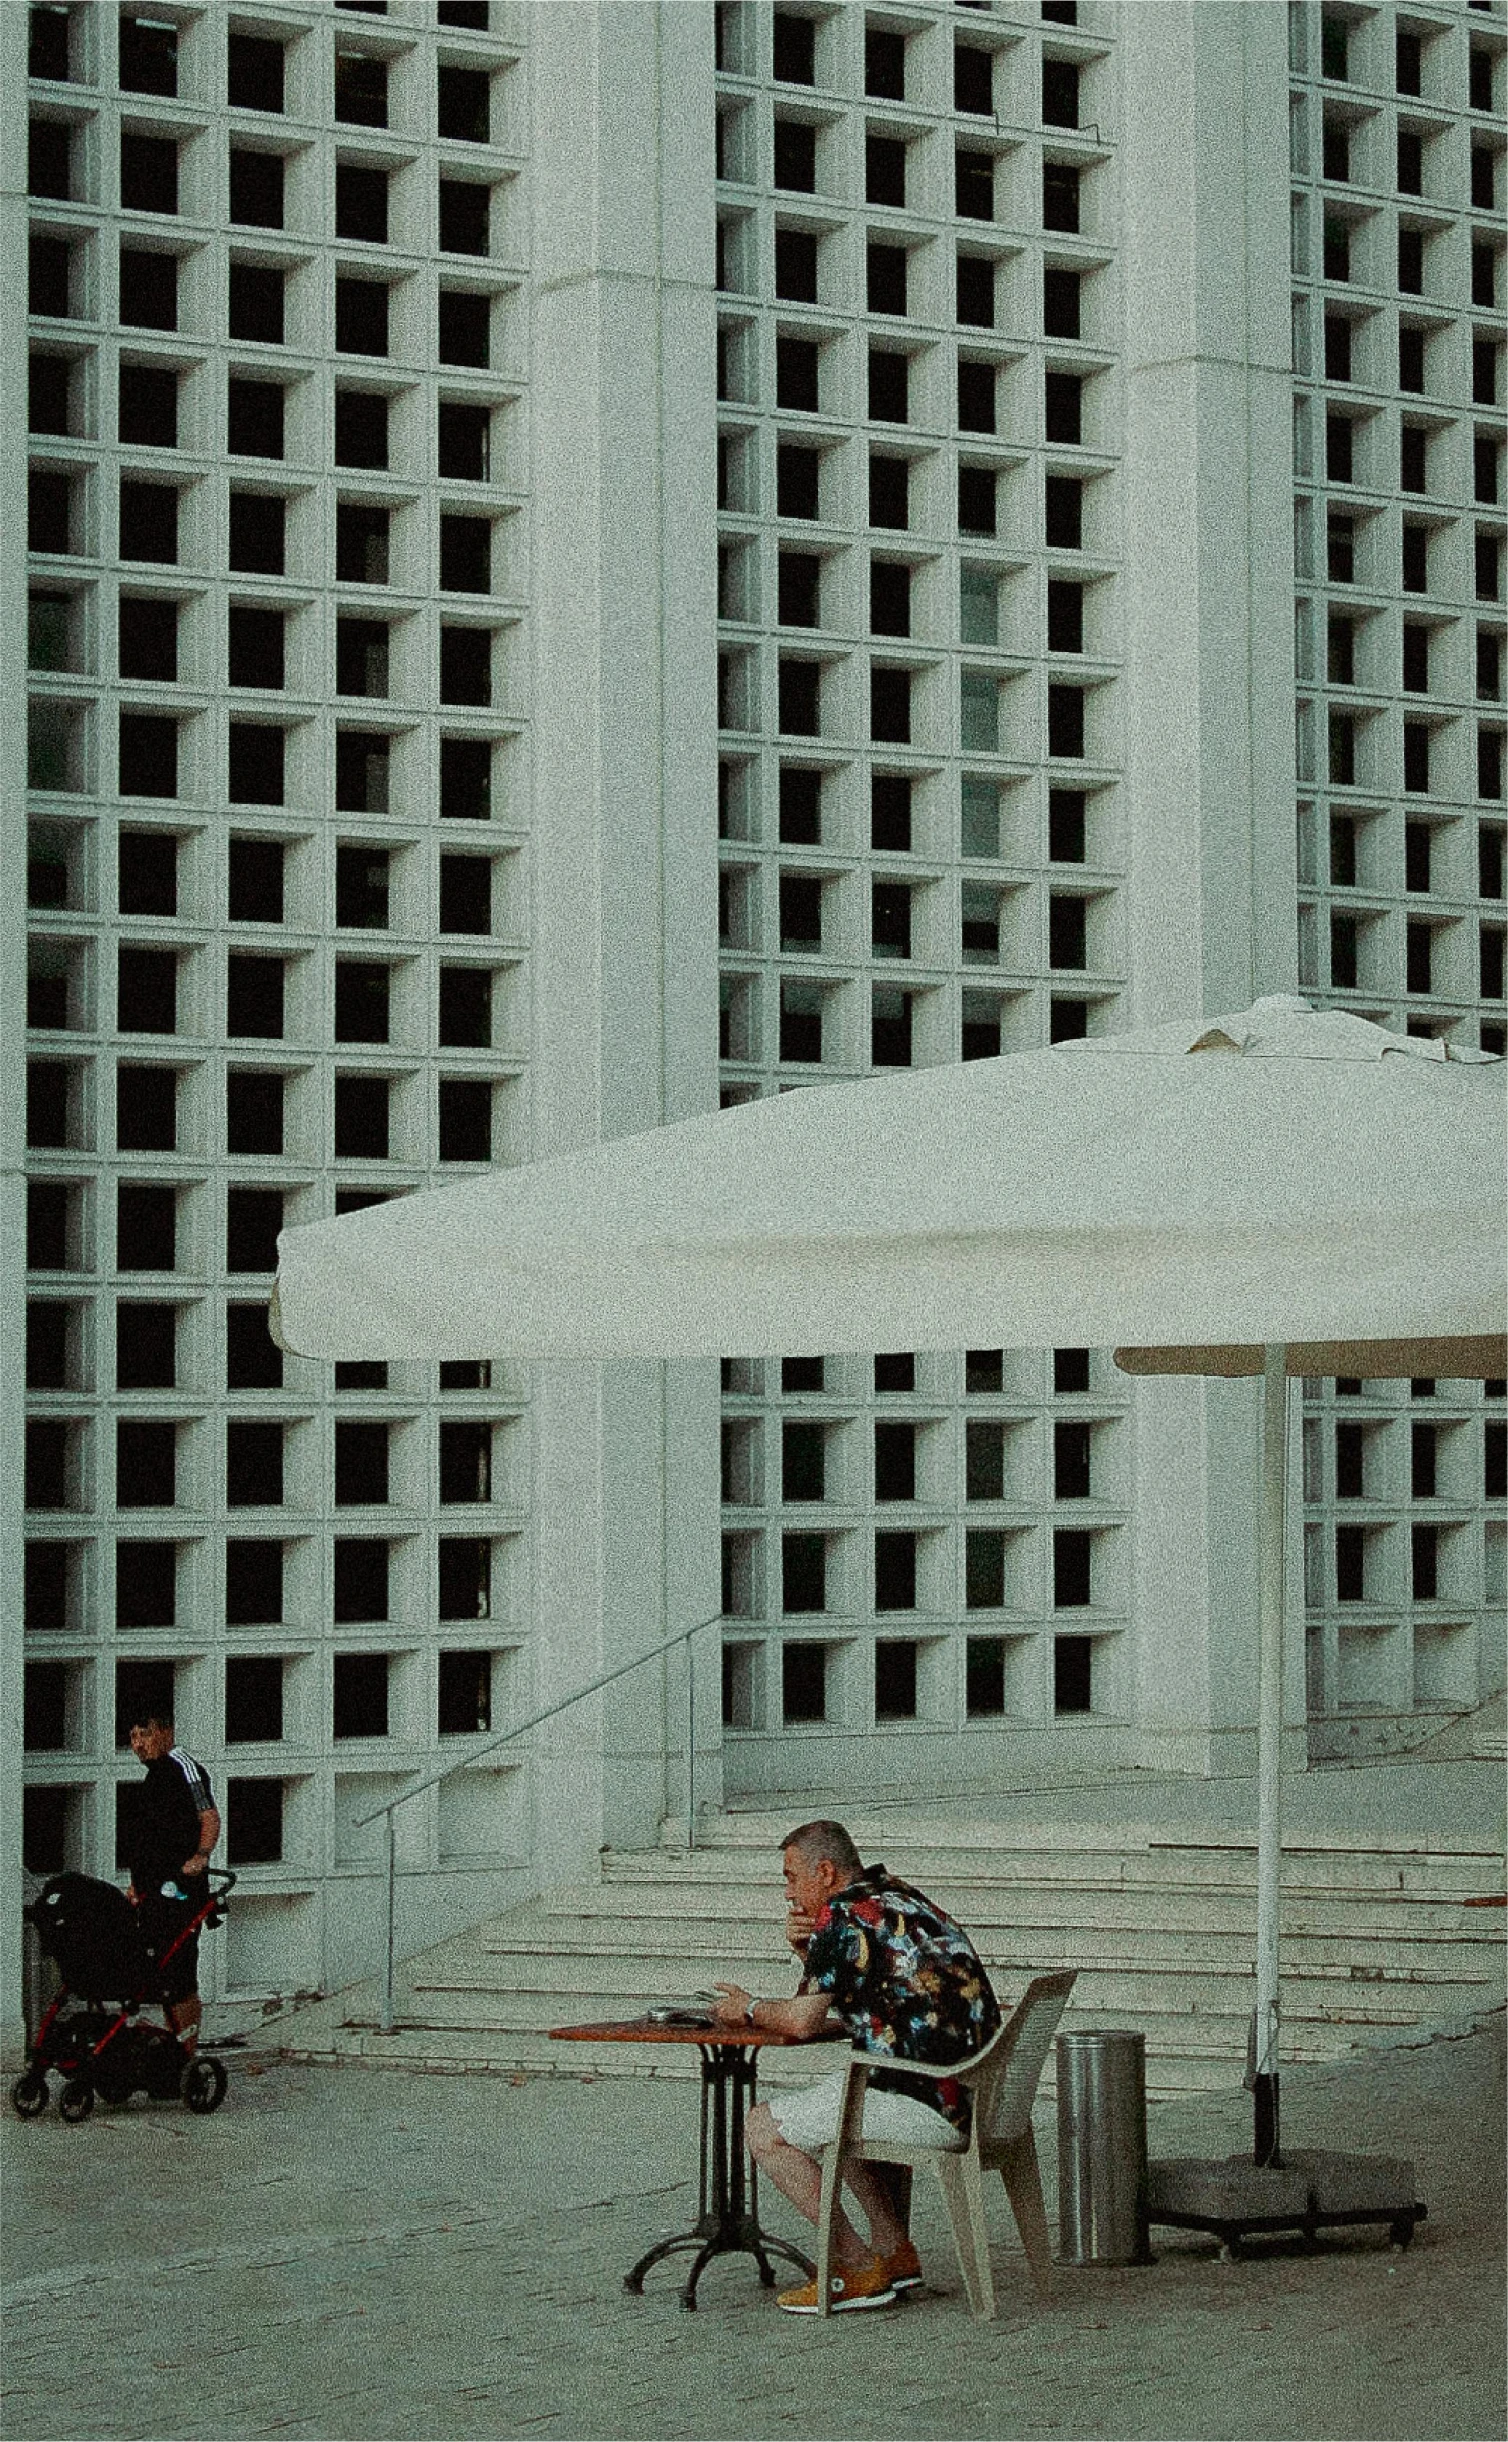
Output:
(23, 2), (530, 1900)
(718, 1345), (1130, 1742)
(714, 0), (1125, 1101)
(1290, 2), (1506, 1051)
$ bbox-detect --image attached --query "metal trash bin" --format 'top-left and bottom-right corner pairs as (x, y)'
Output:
(1056, 2028), (1151, 2265)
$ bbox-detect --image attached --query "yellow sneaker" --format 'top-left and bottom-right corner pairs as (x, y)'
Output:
(777, 2256), (897, 2315)
(883, 2238), (923, 2291)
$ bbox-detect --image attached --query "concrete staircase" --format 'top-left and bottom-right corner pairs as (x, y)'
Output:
(271, 1810), (1506, 2096)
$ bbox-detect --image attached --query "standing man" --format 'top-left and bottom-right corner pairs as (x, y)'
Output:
(713, 1818), (1000, 2313)
(125, 1710), (221, 2057)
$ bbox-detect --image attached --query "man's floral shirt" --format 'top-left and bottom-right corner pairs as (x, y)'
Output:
(802, 1863), (1001, 2131)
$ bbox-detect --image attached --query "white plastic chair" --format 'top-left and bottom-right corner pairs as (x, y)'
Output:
(814, 1968), (1078, 2319)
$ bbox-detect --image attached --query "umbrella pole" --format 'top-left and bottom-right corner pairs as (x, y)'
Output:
(1253, 1343), (1288, 2166)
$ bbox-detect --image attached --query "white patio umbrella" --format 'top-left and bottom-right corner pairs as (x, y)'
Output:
(274, 994), (1505, 2154)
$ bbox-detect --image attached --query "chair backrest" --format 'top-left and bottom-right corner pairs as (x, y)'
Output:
(968, 1970), (1078, 2155)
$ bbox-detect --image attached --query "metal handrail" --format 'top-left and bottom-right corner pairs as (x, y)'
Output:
(355, 1609), (723, 2032)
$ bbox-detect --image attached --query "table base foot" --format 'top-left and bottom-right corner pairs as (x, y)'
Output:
(625, 2221), (815, 2308)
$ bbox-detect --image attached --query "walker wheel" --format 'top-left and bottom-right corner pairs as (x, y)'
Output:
(58, 2078), (95, 2124)
(180, 2055), (227, 2115)
(10, 2071), (48, 2119)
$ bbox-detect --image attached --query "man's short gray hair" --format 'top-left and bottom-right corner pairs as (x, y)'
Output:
(779, 1819), (863, 1878)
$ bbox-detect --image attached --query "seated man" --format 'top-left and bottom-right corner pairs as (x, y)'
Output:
(714, 1817), (1000, 2313)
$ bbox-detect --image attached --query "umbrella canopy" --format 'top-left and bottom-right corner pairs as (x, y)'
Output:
(274, 996), (1505, 1364)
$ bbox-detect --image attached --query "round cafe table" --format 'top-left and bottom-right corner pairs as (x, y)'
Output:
(549, 2016), (831, 2309)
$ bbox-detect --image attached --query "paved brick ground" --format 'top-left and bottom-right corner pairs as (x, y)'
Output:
(3, 2015), (1502, 2441)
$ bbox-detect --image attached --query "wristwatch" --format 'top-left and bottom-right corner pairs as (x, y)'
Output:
(744, 1998), (757, 2026)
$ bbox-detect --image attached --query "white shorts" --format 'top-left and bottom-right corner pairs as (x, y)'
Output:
(768, 2066), (966, 2155)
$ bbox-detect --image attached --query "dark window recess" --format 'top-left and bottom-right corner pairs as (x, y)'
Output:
(1399, 326), (1425, 393)
(225, 1069), (284, 1156)
(1483, 926), (1506, 998)
(1470, 147), (1495, 211)
(225, 1655), (284, 1745)
(439, 517), (492, 598)
(23, 1662), (69, 1753)
(228, 724), (285, 806)
(1478, 436), (1503, 507)
(868, 243), (908, 319)
(335, 1419), (389, 1506)
(226, 1301), (282, 1389)
(118, 830), (176, 915)
(1404, 722), (1431, 792)
(334, 390), (388, 470)
(782, 1420), (825, 1501)
(25, 1418), (74, 1509)
(779, 873), (822, 948)
(775, 229), (819, 304)
(439, 181), (490, 256)
(119, 248), (177, 331)
(229, 606), (286, 691)
(956, 44), (993, 114)
(119, 597), (179, 681)
(226, 1187), (282, 1273)
(1480, 827), (1505, 898)
(1044, 474), (1082, 549)
(120, 133), (178, 215)
(117, 1182), (176, 1271)
(965, 1528), (1004, 1608)
(333, 1651), (389, 1739)
(966, 1419), (1005, 1500)
(225, 840), (284, 923)
(778, 658), (820, 735)
(1398, 228), (1424, 294)
(777, 444), (819, 519)
(776, 766), (820, 845)
(1041, 57), (1079, 128)
(229, 493), (285, 575)
(1397, 127), (1423, 194)
(229, 149), (284, 229)
(1402, 524), (1428, 593)
(1043, 160), (1079, 233)
(870, 664), (911, 743)
(335, 961), (390, 1042)
(1043, 266), (1081, 340)
(871, 774), (911, 852)
(875, 1639), (918, 1718)
(1053, 1346), (1090, 1395)
(228, 32), (285, 113)
(441, 626), (491, 706)
(866, 27), (905, 98)
(28, 119), (74, 202)
(438, 1416), (492, 1502)
(29, 9), (72, 81)
(336, 278), (389, 357)
(26, 1301), (72, 1389)
(774, 119), (817, 193)
(439, 737), (491, 822)
(1323, 117), (1350, 181)
(438, 1536), (491, 1620)
(1048, 581), (1084, 653)
(438, 64), (491, 143)
(438, 401), (490, 481)
(1048, 685), (1086, 759)
(116, 1419), (177, 1508)
(337, 617), (390, 697)
(228, 379), (285, 460)
(957, 150), (994, 220)
(225, 1776), (283, 1865)
(1054, 1419), (1092, 1499)
(1049, 893), (1088, 968)
(1329, 910), (1358, 988)
(965, 1636), (1005, 1717)
(866, 135), (906, 209)
(336, 164), (389, 244)
(779, 982), (823, 1062)
(1335, 1524), (1366, 1600)
(436, 967), (490, 1054)
(874, 1419), (916, 1500)
(30, 469), (78, 556)
(27, 1180), (76, 1272)
(874, 1352), (914, 1394)
(870, 561), (910, 638)
(1486, 1420), (1508, 1499)
(778, 336), (820, 412)
(227, 954), (284, 1039)
(438, 1078), (492, 1161)
(869, 454), (910, 531)
(116, 1542), (177, 1629)
(778, 551), (820, 628)
(957, 359), (995, 433)
(336, 845), (390, 927)
(29, 353), (75, 436)
(1402, 624), (1430, 693)
(785, 1356), (825, 1392)
(334, 50), (387, 126)
(1054, 1636), (1092, 1714)
(1400, 425), (1428, 493)
(956, 254), (995, 328)
(121, 12), (177, 93)
(782, 1638), (828, 1720)
(1411, 1522), (1439, 1600)
(772, 12), (815, 83)
(117, 366), (178, 454)
(116, 1300), (176, 1389)
(1406, 920), (1434, 993)
(1406, 822), (1432, 892)
(334, 1074), (390, 1159)
(1324, 315), (1352, 382)
(1053, 1528), (1092, 1607)
(438, 1649), (492, 1734)
(1476, 343), (1501, 408)
(225, 266), (285, 352)
(950, 464), (995, 538)
(1472, 244), (1498, 311)
(336, 503), (390, 585)
(118, 947), (177, 1033)
(115, 1063), (177, 1153)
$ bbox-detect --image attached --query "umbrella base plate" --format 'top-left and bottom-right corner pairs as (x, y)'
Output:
(1146, 2150), (1425, 2256)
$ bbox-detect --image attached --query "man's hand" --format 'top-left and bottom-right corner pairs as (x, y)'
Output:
(711, 1982), (752, 2028)
(785, 1905), (815, 1956)
(181, 1855), (206, 1879)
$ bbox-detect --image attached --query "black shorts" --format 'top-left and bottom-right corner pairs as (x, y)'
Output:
(139, 1893), (200, 2006)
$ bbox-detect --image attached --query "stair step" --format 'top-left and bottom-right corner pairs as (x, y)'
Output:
(601, 1846), (1504, 1900)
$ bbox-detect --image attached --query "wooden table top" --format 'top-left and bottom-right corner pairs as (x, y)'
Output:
(548, 2016), (816, 2049)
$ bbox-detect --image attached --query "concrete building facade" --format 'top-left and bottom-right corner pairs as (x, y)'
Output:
(4, 0), (1503, 2045)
